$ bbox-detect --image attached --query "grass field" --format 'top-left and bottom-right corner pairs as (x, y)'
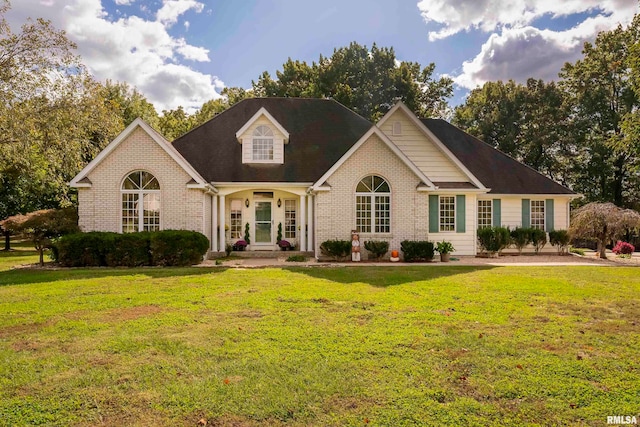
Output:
(0, 247), (638, 426)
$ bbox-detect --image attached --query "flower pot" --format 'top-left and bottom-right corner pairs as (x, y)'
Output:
(391, 250), (399, 258)
(440, 253), (450, 262)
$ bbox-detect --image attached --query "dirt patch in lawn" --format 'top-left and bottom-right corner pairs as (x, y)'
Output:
(0, 322), (45, 339)
(102, 305), (163, 322)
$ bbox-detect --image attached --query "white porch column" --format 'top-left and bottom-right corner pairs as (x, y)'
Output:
(306, 194), (313, 251)
(211, 195), (218, 252)
(299, 194), (306, 251)
(219, 194), (226, 251)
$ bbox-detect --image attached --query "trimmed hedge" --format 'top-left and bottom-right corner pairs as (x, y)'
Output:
(400, 240), (434, 262)
(150, 230), (209, 266)
(53, 230), (209, 267)
(364, 240), (389, 260)
(320, 239), (351, 261)
(477, 226), (510, 254)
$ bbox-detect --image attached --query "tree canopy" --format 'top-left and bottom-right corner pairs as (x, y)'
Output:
(454, 14), (640, 208)
(253, 42), (453, 121)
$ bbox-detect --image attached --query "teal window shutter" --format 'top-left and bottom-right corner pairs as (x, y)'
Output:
(522, 199), (530, 228)
(545, 199), (554, 232)
(456, 195), (466, 233)
(429, 195), (439, 233)
(492, 199), (501, 227)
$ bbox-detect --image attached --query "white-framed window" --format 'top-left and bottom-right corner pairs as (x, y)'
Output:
(284, 199), (296, 239)
(478, 200), (492, 229)
(230, 199), (243, 239)
(531, 200), (545, 230)
(121, 170), (160, 233)
(253, 125), (274, 160)
(356, 175), (390, 233)
(439, 196), (456, 232)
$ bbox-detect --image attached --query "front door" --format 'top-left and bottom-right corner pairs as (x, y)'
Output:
(254, 201), (272, 245)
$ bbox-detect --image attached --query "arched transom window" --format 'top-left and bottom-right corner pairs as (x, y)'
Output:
(356, 175), (390, 233)
(121, 171), (160, 233)
(253, 125), (274, 160)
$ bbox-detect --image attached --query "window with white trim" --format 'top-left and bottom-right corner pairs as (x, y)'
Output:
(477, 200), (492, 229)
(121, 171), (160, 233)
(531, 200), (545, 230)
(439, 196), (456, 232)
(356, 175), (390, 233)
(252, 125), (274, 160)
(284, 199), (296, 239)
(230, 199), (243, 239)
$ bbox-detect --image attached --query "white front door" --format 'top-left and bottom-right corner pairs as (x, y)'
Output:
(254, 201), (272, 245)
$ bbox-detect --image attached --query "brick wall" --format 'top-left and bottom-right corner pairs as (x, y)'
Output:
(77, 126), (204, 234)
(315, 133), (429, 259)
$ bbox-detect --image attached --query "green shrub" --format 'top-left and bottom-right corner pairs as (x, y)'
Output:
(530, 228), (547, 254)
(225, 243), (233, 257)
(477, 226), (511, 254)
(549, 229), (570, 255)
(54, 230), (209, 267)
(244, 223), (251, 244)
(510, 227), (532, 254)
(286, 255), (307, 262)
(364, 240), (389, 260)
(54, 232), (117, 267)
(569, 247), (585, 256)
(320, 239), (351, 261)
(105, 232), (151, 266)
(400, 240), (435, 262)
(149, 230), (209, 266)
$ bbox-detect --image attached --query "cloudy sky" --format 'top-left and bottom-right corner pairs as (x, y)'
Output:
(5, 0), (638, 112)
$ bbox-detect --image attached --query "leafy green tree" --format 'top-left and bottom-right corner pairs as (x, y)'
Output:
(453, 79), (572, 184)
(0, 3), (121, 225)
(1, 207), (79, 266)
(560, 15), (640, 206)
(253, 42), (453, 121)
(102, 80), (159, 128)
(570, 202), (640, 259)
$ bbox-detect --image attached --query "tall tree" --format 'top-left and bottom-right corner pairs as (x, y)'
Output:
(253, 42), (453, 121)
(452, 79), (572, 185)
(0, 1), (121, 221)
(560, 15), (640, 206)
(102, 80), (159, 128)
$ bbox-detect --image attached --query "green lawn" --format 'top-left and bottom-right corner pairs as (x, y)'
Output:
(0, 250), (638, 426)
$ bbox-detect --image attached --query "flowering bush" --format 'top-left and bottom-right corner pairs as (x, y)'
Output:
(278, 239), (291, 250)
(233, 240), (248, 251)
(612, 241), (634, 255)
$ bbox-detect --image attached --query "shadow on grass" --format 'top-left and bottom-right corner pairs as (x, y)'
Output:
(0, 265), (224, 287)
(284, 265), (497, 287)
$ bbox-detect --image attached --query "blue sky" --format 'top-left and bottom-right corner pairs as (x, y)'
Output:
(5, 0), (638, 113)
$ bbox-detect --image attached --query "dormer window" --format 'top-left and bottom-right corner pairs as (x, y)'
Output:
(253, 125), (274, 161)
(236, 108), (288, 165)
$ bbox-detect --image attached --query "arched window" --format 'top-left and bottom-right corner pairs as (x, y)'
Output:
(253, 125), (274, 160)
(121, 171), (160, 232)
(356, 175), (390, 233)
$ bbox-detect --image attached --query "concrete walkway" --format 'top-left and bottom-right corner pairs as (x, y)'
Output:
(197, 253), (626, 268)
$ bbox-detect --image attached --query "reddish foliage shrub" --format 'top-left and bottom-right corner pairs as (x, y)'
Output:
(612, 241), (635, 255)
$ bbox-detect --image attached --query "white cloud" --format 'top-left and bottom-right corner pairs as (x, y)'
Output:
(5, 0), (223, 112)
(416, 0), (639, 89)
(115, 0), (134, 5)
(156, 0), (204, 27)
(417, 0), (637, 41)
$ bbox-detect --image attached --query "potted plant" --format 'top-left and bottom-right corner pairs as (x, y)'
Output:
(233, 240), (247, 251)
(436, 240), (455, 262)
(278, 239), (291, 251)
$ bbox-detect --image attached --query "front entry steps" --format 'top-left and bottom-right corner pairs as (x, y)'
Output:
(209, 250), (314, 259)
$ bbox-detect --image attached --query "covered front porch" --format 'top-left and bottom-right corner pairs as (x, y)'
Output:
(209, 184), (315, 253)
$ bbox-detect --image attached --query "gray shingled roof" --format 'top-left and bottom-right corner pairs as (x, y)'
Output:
(422, 119), (575, 195)
(171, 98), (574, 195)
(172, 98), (372, 183)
